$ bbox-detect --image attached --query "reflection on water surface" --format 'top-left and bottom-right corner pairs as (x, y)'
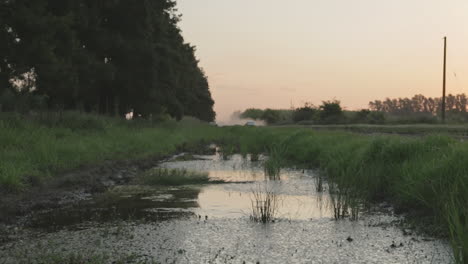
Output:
(0, 154), (453, 263)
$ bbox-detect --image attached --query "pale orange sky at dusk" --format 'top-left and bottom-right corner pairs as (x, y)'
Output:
(177, 0), (468, 122)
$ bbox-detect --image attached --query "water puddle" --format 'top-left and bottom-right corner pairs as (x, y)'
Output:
(0, 154), (454, 263)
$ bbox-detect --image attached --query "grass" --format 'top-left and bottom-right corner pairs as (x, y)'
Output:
(250, 183), (279, 223)
(0, 112), (225, 191)
(137, 168), (210, 186)
(328, 181), (362, 221)
(263, 142), (288, 179)
(221, 126), (467, 262)
(1, 112), (467, 262)
(278, 123), (468, 137)
(446, 180), (468, 263)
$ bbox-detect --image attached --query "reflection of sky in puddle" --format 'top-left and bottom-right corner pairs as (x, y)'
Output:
(196, 184), (331, 220)
(160, 154), (333, 220)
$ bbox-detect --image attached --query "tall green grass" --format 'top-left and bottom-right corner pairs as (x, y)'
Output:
(0, 112), (225, 191)
(263, 142), (288, 179)
(223, 126), (467, 262)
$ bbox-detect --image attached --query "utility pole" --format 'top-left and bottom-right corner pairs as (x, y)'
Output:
(442, 36), (447, 123)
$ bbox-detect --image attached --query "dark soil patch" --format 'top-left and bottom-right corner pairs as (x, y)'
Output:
(0, 155), (170, 226)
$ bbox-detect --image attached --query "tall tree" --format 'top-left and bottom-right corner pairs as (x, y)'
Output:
(0, 0), (216, 121)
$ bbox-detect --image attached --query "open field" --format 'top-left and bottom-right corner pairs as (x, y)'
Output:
(273, 123), (468, 138)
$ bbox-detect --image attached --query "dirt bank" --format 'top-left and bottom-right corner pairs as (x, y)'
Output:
(0, 154), (176, 228)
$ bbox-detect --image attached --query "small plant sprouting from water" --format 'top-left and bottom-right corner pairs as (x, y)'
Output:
(328, 182), (360, 221)
(250, 184), (279, 223)
(218, 137), (241, 160)
(315, 173), (324, 192)
(264, 159), (281, 179)
(138, 168), (210, 186)
(328, 182), (347, 219)
(250, 152), (260, 162)
(221, 144), (236, 160)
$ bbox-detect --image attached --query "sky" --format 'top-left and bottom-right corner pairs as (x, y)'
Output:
(176, 0), (468, 122)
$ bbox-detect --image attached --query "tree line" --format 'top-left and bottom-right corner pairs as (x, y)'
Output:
(0, 0), (215, 121)
(240, 94), (468, 125)
(369, 94), (468, 115)
(239, 100), (366, 125)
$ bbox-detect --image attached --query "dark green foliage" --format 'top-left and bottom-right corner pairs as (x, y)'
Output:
(240, 108), (264, 120)
(241, 93), (468, 126)
(353, 109), (385, 124)
(319, 100), (344, 124)
(367, 111), (386, 124)
(0, 0), (215, 121)
(369, 93), (468, 123)
(292, 104), (318, 123)
(262, 108), (281, 125)
(240, 108), (292, 124)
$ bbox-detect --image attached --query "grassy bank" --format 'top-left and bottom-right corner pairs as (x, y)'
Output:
(0, 112), (223, 191)
(220, 126), (467, 262)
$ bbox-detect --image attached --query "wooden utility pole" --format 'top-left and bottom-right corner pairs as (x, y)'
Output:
(442, 36), (447, 123)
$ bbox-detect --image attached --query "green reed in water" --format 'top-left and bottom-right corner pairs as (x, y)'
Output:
(250, 183), (279, 223)
(263, 142), (288, 179)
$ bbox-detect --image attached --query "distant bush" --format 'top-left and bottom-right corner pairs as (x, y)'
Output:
(319, 100), (344, 124)
(292, 104), (318, 123)
(352, 109), (386, 124)
(262, 109), (281, 124)
(0, 89), (48, 113)
(240, 108), (293, 125)
(240, 108), (265, 120)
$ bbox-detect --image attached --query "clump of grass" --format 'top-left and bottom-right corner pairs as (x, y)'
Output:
(315, 173), (324, 192)
(263, 142), (288, 179)
(250, 184), (279, 223)
(328, 182), (361, 220)
(263, 159), (281, 179)
(138, 168), (210, 186)
(220, 143), (238, 160)
(250, 153), (260, 162)
(328, 182), (348, 220)
(445, 185), (468, 263)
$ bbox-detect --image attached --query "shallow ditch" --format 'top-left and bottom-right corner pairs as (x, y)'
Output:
(0, 154), (453, 263)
